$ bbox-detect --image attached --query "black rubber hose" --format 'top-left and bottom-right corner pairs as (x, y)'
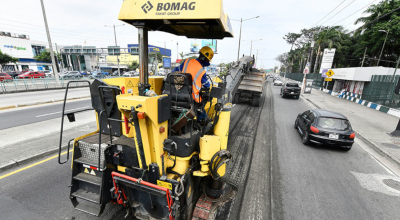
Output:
(130, 107), (148, 170)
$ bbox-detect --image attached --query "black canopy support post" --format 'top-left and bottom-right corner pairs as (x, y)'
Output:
(391, 119), (400, 137)
(138, 26), (151, 96)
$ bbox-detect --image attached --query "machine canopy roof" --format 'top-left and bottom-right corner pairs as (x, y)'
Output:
(118, 0), (234, 39)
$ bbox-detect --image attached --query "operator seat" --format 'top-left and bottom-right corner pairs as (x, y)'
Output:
(163, 73), (194, 109)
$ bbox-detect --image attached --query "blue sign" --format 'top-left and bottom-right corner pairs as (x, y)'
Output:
(163, 57), (171, 68)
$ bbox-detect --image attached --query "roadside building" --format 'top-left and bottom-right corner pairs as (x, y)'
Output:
(329, 67), (400, 96)
(0, 32), (60, 71)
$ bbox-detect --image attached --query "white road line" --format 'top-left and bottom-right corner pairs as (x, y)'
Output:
(36, 106), (91, 117)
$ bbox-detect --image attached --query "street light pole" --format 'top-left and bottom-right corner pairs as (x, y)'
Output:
(40, 0), (59, 82)
(105, 24), (125, 76)
(377, 30), (389, 66)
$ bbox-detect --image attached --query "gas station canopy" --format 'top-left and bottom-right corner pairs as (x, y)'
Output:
(118, 0), (234, 39)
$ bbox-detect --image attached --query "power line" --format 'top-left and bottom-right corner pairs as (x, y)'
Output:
(0, 26), (116, 43)
(349, 6), (400, 33)
(313, 0), (347, 26)
(0, 22), (119, 41)
(321, 0), (357, 25)
(332, 0), (378, 25)
(0, 18), (134, 41)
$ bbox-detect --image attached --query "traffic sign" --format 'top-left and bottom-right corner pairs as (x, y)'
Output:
(326, 69), (335, 78)
(325, 78), (332, 81)
(303, 69), (309, 74)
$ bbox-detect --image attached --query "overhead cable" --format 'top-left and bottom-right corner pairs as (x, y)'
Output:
(332, 0), (377, 26)
(321, 0), (357, 25)
(312, 0), (347, 26)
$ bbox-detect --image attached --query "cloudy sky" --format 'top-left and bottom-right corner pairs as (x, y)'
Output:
(0, 0), (377, 68)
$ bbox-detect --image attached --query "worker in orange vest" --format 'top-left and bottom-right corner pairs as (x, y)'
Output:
(172, 46), (214, 120)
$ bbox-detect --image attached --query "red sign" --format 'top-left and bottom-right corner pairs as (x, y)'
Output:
(176, 59), (182, 63)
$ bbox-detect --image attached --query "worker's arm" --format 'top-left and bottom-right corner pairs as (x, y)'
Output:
(201, 74), (210, 88)
(172, 61), (185, 73)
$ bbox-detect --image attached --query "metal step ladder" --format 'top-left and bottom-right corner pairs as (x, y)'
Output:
(58, 81), (124, 216)
(69, 133), (113, 216)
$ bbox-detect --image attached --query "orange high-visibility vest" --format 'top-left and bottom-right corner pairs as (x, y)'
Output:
(182, 59), (206, 103)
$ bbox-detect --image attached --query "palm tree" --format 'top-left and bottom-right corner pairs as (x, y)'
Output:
(313, 26), (343, 73)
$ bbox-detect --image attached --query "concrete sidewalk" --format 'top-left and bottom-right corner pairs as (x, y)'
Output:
(0, 87), (90, 110)
(302, 88), (400, 166)
(0, 111), (97, 172)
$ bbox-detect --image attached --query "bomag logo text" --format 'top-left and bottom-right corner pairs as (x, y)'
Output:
(156, 2), (196, 15)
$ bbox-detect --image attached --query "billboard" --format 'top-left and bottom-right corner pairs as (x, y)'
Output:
(201, 39), (217, 53)
(163, 57), (171, 68)
(190, 39), (217, 53)
(319, 48), (336, 73)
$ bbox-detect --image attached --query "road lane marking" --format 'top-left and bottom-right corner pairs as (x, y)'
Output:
(36, 106), (91, 117)
(370, 155), (396, 176)
(0, 149), (73, 180)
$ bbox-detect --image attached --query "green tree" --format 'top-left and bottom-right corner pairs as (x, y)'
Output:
(34, 50), (61, 63)
(313, 26), (343, 72)
(354, 0), (400, 66)
(0, 50), (19, 70)
(128, 60), (139, 71)
(149, 52), (162, 64)
(283, 32), (302, 73)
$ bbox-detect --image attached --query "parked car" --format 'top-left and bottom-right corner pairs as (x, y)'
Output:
(0, 72), (13, 82)
(273, 77), (280, 82)
(4, 71), (21, 78)
(281, 82), (301, 99)
(18, 71), (45, 79)
(123, 71), (139, 77)
(39, 70), (53, 77)
(80, 71), (89, 76)
(274, 80), (283, 86)
(89, 71), (108, 79)
(59, 71), (82, 79)
(112, 70), (120, 76)
(21, 69), (34, 73)
(294, 109), (355, 151)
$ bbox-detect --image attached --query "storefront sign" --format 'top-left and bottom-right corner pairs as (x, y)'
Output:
(4, 45), (26, 50)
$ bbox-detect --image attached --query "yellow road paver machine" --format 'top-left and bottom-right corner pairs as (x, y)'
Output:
(58, 0), (235, 219)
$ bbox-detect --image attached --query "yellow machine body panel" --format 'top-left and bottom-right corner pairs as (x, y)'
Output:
(117, 94), (169, 176)
(118, 0), (234, 39)
(103, 76), (164, 96)
(199, 135), (221, 173)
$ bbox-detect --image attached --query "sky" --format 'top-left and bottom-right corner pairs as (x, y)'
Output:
(0, 0), (378, 69)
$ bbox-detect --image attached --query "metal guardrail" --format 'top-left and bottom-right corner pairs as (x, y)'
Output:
(0, 75), (125, 94)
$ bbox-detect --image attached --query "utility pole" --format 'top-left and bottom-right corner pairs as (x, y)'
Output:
(377, 30), (389, 66)
(105, 24), (124, 76)
(237, 18), (242, 61)
(40, 0), (58, 82)
(232, 16), (259, 60)
(390, 55), (400, 136)
(361, 47), (367, 67)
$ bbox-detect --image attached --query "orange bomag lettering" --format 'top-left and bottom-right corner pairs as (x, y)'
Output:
(157, 2), (196, 11)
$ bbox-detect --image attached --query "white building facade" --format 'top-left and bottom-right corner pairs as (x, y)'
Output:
(0, 33), (58, 71)
(329, 67), (399, 96)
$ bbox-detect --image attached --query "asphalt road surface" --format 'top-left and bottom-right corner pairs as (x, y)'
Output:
(0, 99), (91, 130)
(268, 81), (400, 220)
(1, 79), (400, 220)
